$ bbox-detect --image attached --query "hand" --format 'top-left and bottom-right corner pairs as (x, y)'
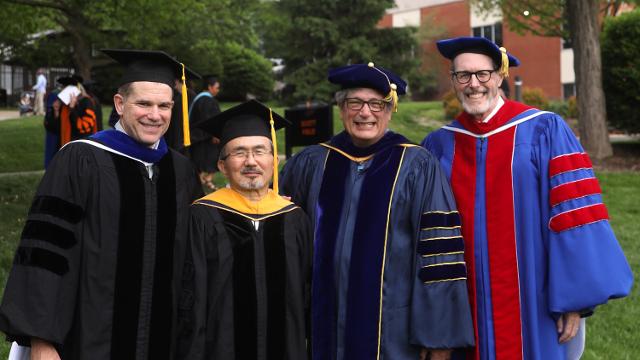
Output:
(52, 100), (61, 117)
(211, 136), (220, 144)
(69, 94), (78, 109)
(420, 348), (452, 360)
(557, 311), (581, 343)
(31, 338), (61, 360)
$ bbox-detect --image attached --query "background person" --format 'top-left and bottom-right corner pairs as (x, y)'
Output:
(47, 75), (99, 147)
(164, 72), (200, 154)
(188, 75), (222, 190)
(32, 68), (47, 116)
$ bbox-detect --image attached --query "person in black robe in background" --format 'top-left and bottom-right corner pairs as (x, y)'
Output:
(188, 75), (222, 190)
(0, 49), (203, 360)
(82, 78), (103, 131)
(164, 72), (200, 155)
(179, 100), (312, 360)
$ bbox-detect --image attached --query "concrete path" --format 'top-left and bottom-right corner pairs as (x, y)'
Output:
(0, 110), (20, 121)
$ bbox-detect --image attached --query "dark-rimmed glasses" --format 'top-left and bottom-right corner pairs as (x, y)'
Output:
(451, 70), (495, 84)
(222, 148), (272, 161)
(344, 98), (387, 112)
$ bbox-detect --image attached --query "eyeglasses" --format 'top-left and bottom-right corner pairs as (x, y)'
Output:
(451, 70), (495, 84)
(344, 98), (387, 112)
(222, 148), (272, 161)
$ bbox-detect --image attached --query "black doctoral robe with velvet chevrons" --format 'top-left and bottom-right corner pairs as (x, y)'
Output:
(180, 188), (312, 360)
(0, 132), (203, 360)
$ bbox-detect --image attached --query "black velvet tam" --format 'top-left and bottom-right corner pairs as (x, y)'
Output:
(101, 48), (200, 87)
(198, 99), (290, 147)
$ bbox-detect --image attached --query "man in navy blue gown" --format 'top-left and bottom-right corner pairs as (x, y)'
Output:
(281, 62), (475, 360)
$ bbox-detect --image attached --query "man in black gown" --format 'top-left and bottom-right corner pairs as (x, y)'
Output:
(188, 75), (222, 189)
(180, 100), (312, 359)
(0, 49), (203, 360)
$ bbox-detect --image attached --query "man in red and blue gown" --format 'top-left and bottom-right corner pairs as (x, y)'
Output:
(421, 36), (633, 360)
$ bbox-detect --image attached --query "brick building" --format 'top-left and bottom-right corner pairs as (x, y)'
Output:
(379, 0), (576, 100)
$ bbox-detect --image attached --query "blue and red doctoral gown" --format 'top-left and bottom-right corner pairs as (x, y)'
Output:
(421, 100), (633, 360)
(281, 131), (475, 360)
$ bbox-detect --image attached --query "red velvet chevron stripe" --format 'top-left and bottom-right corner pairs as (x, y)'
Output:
(549, 152), (592, 177)
(549, 203), (609, 232)
(550, 178), (602, 206)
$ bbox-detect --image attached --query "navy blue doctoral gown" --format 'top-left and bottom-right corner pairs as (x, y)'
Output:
(281, 131), (474, 360)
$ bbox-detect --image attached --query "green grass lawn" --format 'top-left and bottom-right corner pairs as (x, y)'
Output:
(0, 103), (638, 357)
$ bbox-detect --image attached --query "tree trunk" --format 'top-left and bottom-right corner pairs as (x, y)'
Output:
(566, 0), (613, 159)
(61, 14), (93, 81)
(71, 34), (93, 81)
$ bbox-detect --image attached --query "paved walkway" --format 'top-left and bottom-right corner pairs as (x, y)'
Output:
(0, 170), (44, 178)
(0, 110), (20, 121)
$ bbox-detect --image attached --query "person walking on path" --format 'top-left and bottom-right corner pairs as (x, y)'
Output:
(32, 68), (47, 116)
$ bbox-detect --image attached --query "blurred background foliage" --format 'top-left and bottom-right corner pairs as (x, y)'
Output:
(0, 0), (442, 104)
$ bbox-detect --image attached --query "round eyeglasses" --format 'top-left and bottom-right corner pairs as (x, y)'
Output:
(451, 70), (495, 84)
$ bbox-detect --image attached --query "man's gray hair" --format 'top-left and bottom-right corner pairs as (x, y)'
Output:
(117, 83), (133, 99)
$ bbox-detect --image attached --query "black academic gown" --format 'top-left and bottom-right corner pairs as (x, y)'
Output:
(181, 189), (312, 360)
(0, 141), (203, 359)
(188, 93), (221, 172)
(165, 89), (196, 154)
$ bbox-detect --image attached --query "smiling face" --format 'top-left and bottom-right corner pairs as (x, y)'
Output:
(452, 52), (503, 121)
(113, 81), (174, 146)
(339, 87), (392, 148)
(218, 136), (274, 196)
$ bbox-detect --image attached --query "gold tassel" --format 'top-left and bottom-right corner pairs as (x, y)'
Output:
(390, 84), (398, 113)
(180, 63), (191, 147)
(269, 108), (278, 195)
(499, 47), (510, 78)
(370, 61), (398, 112)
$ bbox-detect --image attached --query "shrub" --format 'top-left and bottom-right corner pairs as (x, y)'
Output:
(442, 90), (462, 120)
(547, 100), (569, 118)
(602, 9), (640, 133)
(566, 96), (578, 119)
(522, 87), (549, 110)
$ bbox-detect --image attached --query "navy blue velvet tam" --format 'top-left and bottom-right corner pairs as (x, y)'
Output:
(436, 37), (520, 72)
(328, 62), (407, 96)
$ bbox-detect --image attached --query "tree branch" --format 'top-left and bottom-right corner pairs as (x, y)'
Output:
(2, 0), (68, 13)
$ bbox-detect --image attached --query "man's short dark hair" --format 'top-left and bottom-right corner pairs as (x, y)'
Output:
(204, 76), (219, 88)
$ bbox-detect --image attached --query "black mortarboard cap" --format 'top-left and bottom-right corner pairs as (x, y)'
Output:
(199, 99), (290, 147)
(199, 100), (290, 194)
(102, 48), (201, 147)
(100, 49), (201, 87)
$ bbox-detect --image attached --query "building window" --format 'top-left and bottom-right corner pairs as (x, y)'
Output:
(563, 83), (575, 100)
(472, 22), (503, 46)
